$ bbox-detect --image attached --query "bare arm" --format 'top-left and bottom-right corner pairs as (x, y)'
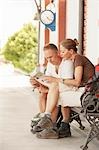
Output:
(42, 66), (83, 87)
(61, 66), (83, 87)
(30, 76), (39, 87)
(30, 76), (48, 93)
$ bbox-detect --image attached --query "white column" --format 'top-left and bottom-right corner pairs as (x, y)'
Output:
(49, 0), (58, 46)
(86, 0), (99, 65)
(39, 1), (46, 64)
(66, 0), (80, 39)
(39, 23), (45, 64)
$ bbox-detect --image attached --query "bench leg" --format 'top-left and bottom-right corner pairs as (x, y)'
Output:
(81, 116), (99, 150)
(56, 106), (63, 128)
(70, 110), (85, 130)
(80, 125), (99, 150)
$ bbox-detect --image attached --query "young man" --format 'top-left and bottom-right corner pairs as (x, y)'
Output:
(32, 43), (74, 138)
(30, 44), (62, 130)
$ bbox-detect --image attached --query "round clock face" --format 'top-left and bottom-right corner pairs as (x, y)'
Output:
(40, 10), (54, 25)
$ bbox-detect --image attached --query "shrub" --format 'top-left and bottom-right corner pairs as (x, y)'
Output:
(2, 23), (38, 73)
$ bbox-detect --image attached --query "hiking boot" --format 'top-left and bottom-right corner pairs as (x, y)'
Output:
(31, 113), (41, 128)
(33, 114), (53, 132)
(58, 122), (71, 138)
(36, 128), (59, 139)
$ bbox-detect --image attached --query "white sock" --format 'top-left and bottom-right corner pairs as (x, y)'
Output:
(39, 113), (45, 117)
(45, 112), (51, 118)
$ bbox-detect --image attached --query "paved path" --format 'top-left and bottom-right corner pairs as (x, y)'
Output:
(0, 72), (99, 150)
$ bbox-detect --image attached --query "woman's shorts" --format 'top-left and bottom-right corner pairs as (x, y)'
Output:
(58, 87), (85, 107)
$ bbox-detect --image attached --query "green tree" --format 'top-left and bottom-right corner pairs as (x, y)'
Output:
(2, 23), (38, 73)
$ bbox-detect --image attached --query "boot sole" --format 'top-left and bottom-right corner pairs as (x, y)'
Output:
(59, 133), (71, 138)
(37, 135), (59, 139)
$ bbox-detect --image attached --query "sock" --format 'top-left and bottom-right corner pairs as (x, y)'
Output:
(39, 112), (45, 117)
(44, 112), (51, 118)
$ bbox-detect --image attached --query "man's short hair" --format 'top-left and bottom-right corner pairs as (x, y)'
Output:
(43, 43), (58, 52)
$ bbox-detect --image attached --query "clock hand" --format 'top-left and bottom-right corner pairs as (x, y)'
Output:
(46, 16), (53, 21)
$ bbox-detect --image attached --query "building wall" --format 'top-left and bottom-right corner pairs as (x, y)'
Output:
(39, 0), (67, 64)
(39, 0), (99, 65)
(85, 0), (99, 65)
(39, 0), (82, 64)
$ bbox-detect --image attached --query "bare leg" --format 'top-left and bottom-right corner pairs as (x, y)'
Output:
(39, 92), (47, 113)
(58, 106), (71, 138)
(51, 106), (59, 123)
(33, 83), (59, 132)
(61, 106), (71, 123)
(45, 82), (59, 113)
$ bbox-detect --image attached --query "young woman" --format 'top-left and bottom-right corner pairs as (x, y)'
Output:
(57, 38), (95, 137)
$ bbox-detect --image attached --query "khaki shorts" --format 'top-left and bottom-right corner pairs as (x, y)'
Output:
(58, 87), (85, 107)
